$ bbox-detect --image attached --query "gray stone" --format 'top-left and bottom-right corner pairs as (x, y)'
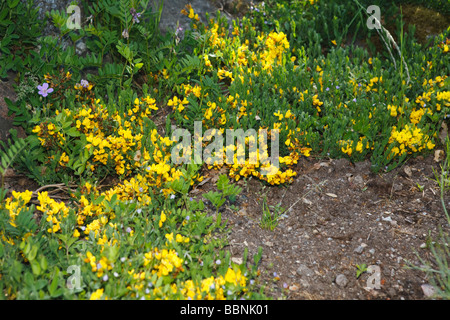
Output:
(296, 264), (314, 277)
(354, 243), (367, 254)
(75, 40), (87, 56)
(154, 0), (226, 36)
(335, 274), (348, 288)
(421, 284), (436, 298)
(353, 174), (364, 187)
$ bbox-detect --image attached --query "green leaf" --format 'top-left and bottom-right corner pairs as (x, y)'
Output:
(65, 127), (81, 137)
(28, 245), (38, 261)
(24, 271), (34, 287)
(49, 268), (59, 296)
(30, 260), (41, 276)
(40, 256), (48, 271)
(0, 9), (8, 21)
(8, 0), (20, 10)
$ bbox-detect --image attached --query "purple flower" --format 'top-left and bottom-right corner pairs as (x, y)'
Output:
(80, 79), (89, 88)
(37, 83), (53, 97)
(130, 8), (141, 23)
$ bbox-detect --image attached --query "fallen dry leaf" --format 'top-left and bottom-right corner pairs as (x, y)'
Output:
(325, 193), (337, 198)
(403, 166), (412, 177)
(434, 149), (445, 162)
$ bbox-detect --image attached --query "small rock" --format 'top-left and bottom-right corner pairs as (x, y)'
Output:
(296, 264), (314, 277)
(354, 243), (367, 254)
(75, 40), (87, 56)
(231, 257), (243, 265)
(421, 284), (436, 298)
(289, 284), (299, 291)
(353, 175), (364, 187)
(404, 166), (412, 177)
(299, 278), (310, 288)
(335, 274), (348, 288)
(265, 241), (273, 247)
(388, 287), (396, 297)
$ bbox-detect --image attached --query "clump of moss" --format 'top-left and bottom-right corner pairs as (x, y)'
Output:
(401, 4), (450, 44)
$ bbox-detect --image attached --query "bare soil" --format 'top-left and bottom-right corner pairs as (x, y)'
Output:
(195, 154), (450, 300)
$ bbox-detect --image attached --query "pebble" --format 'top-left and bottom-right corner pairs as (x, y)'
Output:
(265, 241), (273, 247)
(421, 284), (436, 298)
(354, 243), (367, 254)
(353, 175), (364, 187)
(75, 40), (87, 55)
(296, 264), (314, 277)
(335, 274), (348, 288)
(299, 278), (310, 288)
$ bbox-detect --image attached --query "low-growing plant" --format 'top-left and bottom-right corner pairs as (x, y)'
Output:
(259, 195), (285, 231)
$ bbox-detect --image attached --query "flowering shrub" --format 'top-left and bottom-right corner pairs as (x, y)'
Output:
(1, 0), (450, 300)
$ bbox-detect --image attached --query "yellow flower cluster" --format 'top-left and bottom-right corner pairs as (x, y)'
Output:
(32, 122), (66, 148)
(339, 136), (371, 157)
(84, 251), (113, 278)
(389, 124), (435, 156)
(144, 247), (184, 277)
(168, 96), (189, 113)
(3, 190), (33, 228)
(90, 288), (106, 300)
(365, 76), (382, 92)
(37, 191), (70, 234)
(259, 31), (290, 72)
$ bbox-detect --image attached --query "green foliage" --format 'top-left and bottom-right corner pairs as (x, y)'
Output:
(259, 196), (285, 231)
(2, 0), (450, 301)
(0, 135), (28, 188)
(203, 174), (242, 213)
(0, 0), (43, 80)
(356, 263), (368, 278)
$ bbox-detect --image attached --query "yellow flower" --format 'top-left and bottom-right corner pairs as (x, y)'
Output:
(159, 211), (166, 228)
(90, 288), (104, 300)
(331, 40), (337, 46)
(32, 125), (41, 134)
(165, 232), (174, 242)
(59, 152), (69, 166)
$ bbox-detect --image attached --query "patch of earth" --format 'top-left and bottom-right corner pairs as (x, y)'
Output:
(194, 154), (450, 300)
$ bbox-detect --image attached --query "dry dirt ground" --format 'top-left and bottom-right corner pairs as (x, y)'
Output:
(195, 154), (450, 300)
